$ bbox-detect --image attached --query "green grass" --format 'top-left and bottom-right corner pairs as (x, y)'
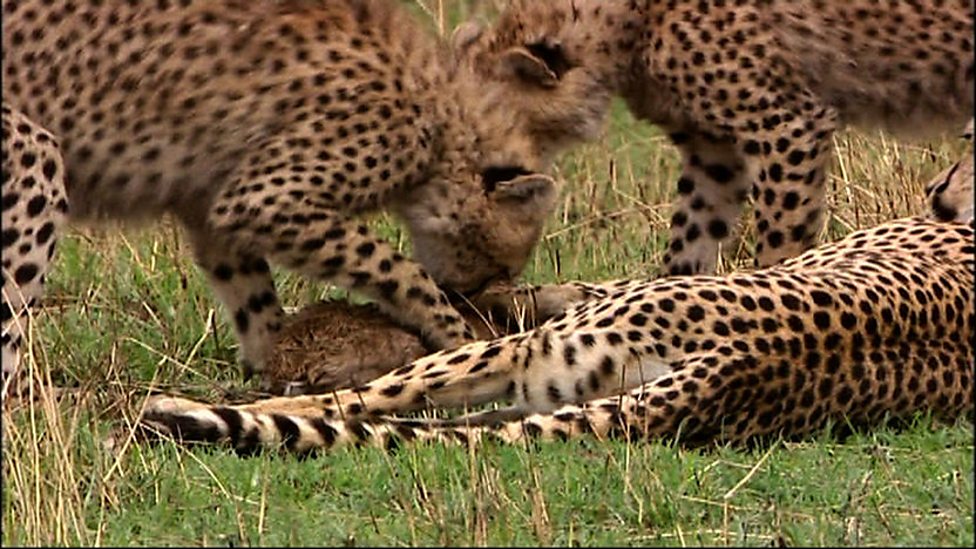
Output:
(3, 3), (974, 546)
(4, 416), (974, 546)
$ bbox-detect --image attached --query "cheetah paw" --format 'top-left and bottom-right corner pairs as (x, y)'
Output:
(143, 395), (211, 417)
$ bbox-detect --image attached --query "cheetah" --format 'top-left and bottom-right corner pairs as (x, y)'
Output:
(453, 0), (974, 275)
(138, 158), (974, 454)
(1, 0), (562, 391)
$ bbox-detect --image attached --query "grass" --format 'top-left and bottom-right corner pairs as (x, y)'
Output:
(3, 2), (974, 546)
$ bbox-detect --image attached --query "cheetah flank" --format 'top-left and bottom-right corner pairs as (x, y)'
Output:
(456, 0), (974, 274)
(139, 158), (974, 454)
(1, 0), (560, 391)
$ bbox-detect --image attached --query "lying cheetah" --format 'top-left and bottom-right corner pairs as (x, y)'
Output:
(1, 0), (561, 390)
(139, 157), (974, 453)
(455, 0), (974, 275)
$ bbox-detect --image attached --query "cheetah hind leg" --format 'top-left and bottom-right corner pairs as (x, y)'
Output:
(734, 91), (838, 269)
(1, 107), (68, 400)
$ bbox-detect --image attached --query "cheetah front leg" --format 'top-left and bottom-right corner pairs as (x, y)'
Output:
(661, 129), (754, 276)
(138, 334), (974, 452)
(142, 279), (638, 421)
(155, 210), (480, 395)
(202, 127), (478, 355)
(147, 279), (675, 422)
(274, 218), (477, 350)
(182, 224), (284, 379)
(135, 354), (779, 452)
(208, 189), (478, 354)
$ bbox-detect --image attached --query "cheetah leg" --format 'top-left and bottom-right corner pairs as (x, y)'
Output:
(283, 218), (479, 350)
(183, 225), (284, 379)
(0, 123), (68, 395)
(207, 128), (477, 353)
(141, 279), (627, 420)
(218, 209), (477, 352)
(468, 280), (612, 330)
(147, 332), (535, 420)
(737, 98), (838, 268)
(137, 335), (975, 453)
(438, 351), (800, 445)
(661, 129), (754, 276)
(1, 107), (68, 399)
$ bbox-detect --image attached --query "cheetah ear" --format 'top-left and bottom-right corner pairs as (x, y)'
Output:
(490, 174), (560, 222)
(499, 47), (560, 88)
(452, 21), (484, 54)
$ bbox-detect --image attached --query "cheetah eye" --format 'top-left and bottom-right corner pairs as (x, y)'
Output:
(525, 42), (572, 79)
(482, 165), (533, 192)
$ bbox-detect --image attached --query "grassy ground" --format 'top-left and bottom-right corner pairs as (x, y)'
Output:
(3, 2), (974, 546)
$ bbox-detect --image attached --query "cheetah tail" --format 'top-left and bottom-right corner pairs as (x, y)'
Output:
(131, 401), (526, 455)
(132, 331), (536, 452)
(132, 393), (633, 455)
(133, 381), (718, 455)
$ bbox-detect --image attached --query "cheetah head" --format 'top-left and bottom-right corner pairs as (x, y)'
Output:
(450, 0), (629, 168)
(395, 162), (560, 298)
(925, 153), (974, 224)
(383, 34), (575, 299)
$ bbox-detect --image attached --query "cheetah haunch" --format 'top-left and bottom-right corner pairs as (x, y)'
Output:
(137, 156), (974, 454)
(456, 0), (974, 274)
(1, 0), (560, 393)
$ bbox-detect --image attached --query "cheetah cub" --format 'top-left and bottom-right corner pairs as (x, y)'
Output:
(456, 0), (974, 274)
(1, 0), (560, 392)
